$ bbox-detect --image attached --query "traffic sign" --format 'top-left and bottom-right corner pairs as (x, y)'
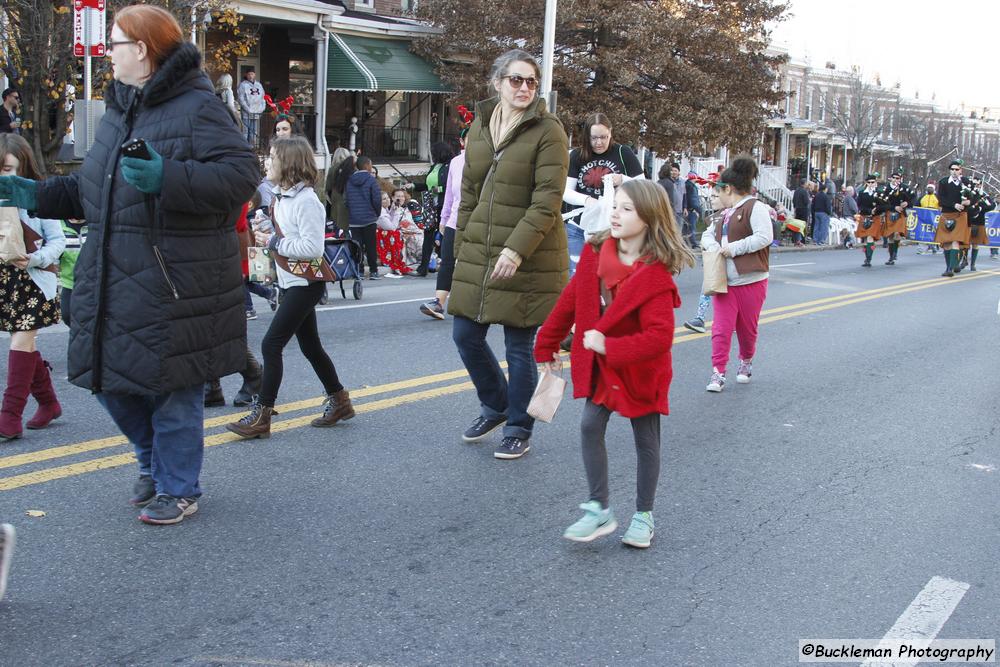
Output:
(73, 0), (106, 58)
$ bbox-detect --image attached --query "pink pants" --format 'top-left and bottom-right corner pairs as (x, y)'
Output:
(710, 279), (768, 374)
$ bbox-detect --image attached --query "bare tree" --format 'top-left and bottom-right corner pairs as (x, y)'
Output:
(896, 109), (956, 184)
(1, 0), (256, 174)
(823, 72), (890, 181)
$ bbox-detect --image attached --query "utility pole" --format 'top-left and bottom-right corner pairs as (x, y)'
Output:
(541, 0), (557, 113)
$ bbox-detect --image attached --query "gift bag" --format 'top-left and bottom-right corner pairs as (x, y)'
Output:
(247, 246), (277, 285)
(527, 369), (567, 423)
(0, 208), (26, 264)
(701, 249), (728, 296)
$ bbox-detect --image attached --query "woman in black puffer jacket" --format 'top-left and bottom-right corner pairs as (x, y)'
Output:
(0, 6), (259, 525)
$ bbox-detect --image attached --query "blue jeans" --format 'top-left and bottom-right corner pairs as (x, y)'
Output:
(452, 316), (538, 440)
(96, 385), (205, 498)
(241, 112), (259, 146)
(813, 212), (830, 245)
(687, 209), (702, 247)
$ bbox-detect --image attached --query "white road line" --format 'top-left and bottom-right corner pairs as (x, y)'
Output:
(315, 296), (429, 312)
(860, 576), (970, 667)
(771, 262), (817, 268)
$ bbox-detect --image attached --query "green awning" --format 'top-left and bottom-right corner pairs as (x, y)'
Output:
(327, 34), (451, 94)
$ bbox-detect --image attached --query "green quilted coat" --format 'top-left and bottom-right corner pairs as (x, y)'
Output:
(448, 97), (569, 328)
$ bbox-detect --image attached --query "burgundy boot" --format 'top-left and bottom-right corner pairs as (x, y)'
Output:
(26, 352), (62, 430)
(0, 350), (37, 440)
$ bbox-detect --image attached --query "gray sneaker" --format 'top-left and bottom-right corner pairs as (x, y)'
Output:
(419, 298), (445, 320)
(494, 436), (530, 460)
(462, 415), (506, 443)
(139, 495), (199, 525)
(684, 317), (706, 334)
(0, 523), (14, 602)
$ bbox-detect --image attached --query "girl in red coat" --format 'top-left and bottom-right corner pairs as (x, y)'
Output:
(535, 179), (695, 548)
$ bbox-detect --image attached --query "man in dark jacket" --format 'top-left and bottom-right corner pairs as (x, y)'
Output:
(812, 187), (832, 245)
(345, 155), (382, 279)
(792, 179), (811, 245)
(683, 173), (703, 248)
(0, 16), (259, 525)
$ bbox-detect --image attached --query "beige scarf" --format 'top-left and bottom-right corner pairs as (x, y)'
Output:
(489, 104), (525, 148)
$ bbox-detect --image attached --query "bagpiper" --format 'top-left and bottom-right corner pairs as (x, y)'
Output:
(935, 160), (972, 277)
(962, 177), (995, 272)
(855, 173), (887, 267)
(882, 170), (914, 265)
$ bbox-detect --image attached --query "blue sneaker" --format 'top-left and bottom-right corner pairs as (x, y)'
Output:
(563, 500), (618, 542)
(621, 512), (654, 548)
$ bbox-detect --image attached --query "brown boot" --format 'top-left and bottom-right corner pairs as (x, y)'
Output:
(310, 389), (355, 427)
(226, 400), (277, 439)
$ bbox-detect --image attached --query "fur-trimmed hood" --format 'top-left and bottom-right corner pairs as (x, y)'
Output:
(105, 42), (211, 112)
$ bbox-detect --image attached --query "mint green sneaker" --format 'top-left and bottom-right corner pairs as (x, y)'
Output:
(563, 500), (618, 542)
(621, 512), (654, 548)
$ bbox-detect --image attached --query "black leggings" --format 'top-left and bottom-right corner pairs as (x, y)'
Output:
(350, 224), (379, 275)
(419, 226), (437, 271)
(580, 400), (661, 512)
(259, 281), (342, 407)
(435, 226), (456, 292)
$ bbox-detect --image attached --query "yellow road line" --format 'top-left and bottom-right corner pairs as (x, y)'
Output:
(1, 270), (995, 491)
(0, 381), (474, 491)
(672, 269), (995, 343)
(0, 366), (475, 471)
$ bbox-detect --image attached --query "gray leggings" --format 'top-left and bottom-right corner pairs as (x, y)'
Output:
(581, 400), (661, 512)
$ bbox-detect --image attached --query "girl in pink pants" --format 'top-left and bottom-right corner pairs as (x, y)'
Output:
(699, 156), (772, 392)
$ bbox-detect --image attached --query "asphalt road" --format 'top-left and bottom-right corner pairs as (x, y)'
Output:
(1, 245), (998, 667)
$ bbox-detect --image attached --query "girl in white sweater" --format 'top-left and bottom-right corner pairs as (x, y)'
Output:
(228, 137), (352, 439)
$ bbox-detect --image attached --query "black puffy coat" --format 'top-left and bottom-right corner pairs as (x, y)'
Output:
(36, 44), (259, 395)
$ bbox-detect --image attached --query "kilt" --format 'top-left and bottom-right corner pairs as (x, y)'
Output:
(934, 211), (970, 246)
(968, 223), (990, 247)
(855, 213), (883, 241)
(882, 210), (907, 238)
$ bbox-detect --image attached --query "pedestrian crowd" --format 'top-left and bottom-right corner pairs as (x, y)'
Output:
(0, 9), (992, 601)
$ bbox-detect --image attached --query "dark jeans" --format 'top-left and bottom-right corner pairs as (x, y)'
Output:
(581, 400), (661, 512)
(60, 286), (72, 326)
(435, 226), (456, 292)
(244, 280), (274, 310)
(259, 281), (342, 407)
(686, 208), (701, 247)
(96, 385), (205, 498)
(452, 316), (537, 440)
(350, 224), (379, 275)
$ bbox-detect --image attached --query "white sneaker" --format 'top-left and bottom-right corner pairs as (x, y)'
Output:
(736, 360), (752, 384)
(706, 369), (725, 392)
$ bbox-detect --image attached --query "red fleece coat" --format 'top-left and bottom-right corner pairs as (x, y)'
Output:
(534, 241), (682, 417)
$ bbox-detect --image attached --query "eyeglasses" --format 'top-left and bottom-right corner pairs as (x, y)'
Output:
(107, 40), (136, 52)
(590, 135), (611, 142)
(503, 75), (539, 90)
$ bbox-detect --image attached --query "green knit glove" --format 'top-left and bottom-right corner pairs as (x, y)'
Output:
(0, 175), (38, 210)
(120, 145), (164, 195)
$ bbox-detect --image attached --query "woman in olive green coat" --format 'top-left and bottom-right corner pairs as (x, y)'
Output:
(450, 49), (569, 461)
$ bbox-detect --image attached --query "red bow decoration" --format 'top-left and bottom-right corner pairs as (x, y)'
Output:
(457, 104), (474, 127)
(264, 94), (295, 117)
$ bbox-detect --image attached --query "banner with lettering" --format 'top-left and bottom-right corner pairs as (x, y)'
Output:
(908, 207), (1000, 246)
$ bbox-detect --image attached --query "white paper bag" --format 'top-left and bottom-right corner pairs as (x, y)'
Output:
(0, 207), (25, 263)
(527, 369), (567, 423)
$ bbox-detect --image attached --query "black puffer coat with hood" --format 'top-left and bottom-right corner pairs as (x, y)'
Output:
(36, 43), (260, 395)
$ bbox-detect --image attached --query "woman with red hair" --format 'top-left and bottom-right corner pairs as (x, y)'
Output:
(0, 5), (259, 525)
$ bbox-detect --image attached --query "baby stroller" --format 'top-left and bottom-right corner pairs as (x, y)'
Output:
(324, 235), (365, 300)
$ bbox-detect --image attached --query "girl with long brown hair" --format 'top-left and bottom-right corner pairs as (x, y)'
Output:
(0, 134), (66, 441)
(534, 179), (694, 548)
